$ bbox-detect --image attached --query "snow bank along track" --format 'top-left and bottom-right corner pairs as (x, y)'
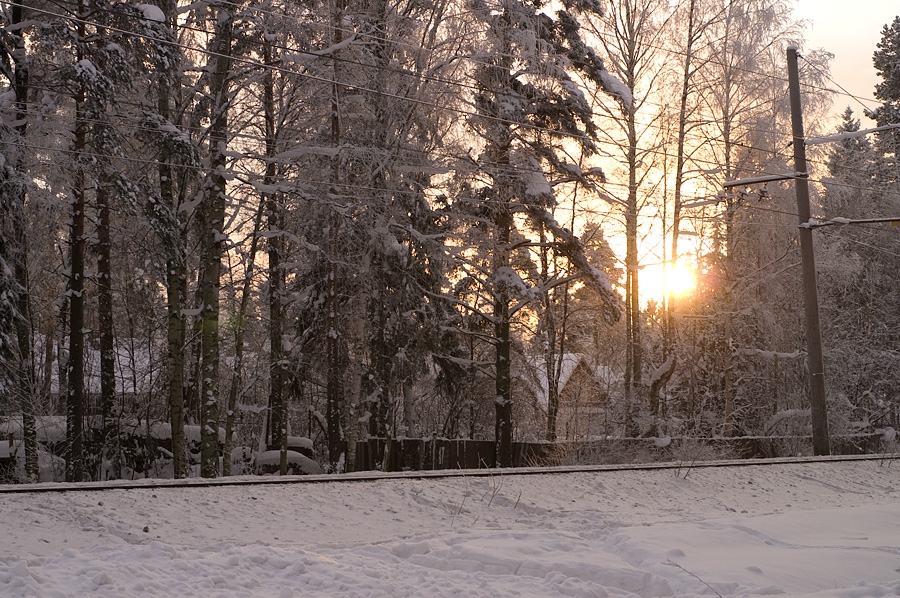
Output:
(0, 453), (894, 494)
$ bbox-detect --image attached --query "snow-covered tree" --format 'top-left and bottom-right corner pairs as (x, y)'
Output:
(816, 35), (900, 436)
(449, 0), (622, 466)
(589, 0), (670, 435)
(0, 0), (39, 480)
(869, 16), (900, 184)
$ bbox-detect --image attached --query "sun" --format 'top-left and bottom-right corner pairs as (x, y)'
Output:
(667, 261), (697, 298)
(640, 260), (697, 306)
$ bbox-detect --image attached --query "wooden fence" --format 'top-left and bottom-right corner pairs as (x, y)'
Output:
(354, 434), (885, 472)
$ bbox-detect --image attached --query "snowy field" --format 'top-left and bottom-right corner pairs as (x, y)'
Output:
(1, 458), (899, 597)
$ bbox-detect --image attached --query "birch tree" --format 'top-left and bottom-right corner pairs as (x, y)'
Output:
(589, 0), (670, 435)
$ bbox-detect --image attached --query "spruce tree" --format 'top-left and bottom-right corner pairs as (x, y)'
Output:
(453, 0), (622, 465)
(870, 16), (900, 183)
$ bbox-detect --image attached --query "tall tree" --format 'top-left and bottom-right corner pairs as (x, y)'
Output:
(696, 0), (799, 436)
(197, 1), (235, 478)
(0, 0), (39, 480)
(455, 0), (622, 465)
(144, 0), (190, 479)
(818, 108), (899, 435)
(652, 0), (724, 424)
(590, 0), (669, 435)
(870, 16), (900, 184)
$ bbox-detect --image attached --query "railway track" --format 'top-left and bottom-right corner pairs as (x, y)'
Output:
(0, 452), (894, 494)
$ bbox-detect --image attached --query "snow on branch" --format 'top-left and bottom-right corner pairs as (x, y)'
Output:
(309, 34), (357, 57)
(738, 348), (803, 360)
(599, 70), (633, 111)
(801, 216), (900, 229)
(649, 353), (675, 386)
(680, 198), (721, 209)
(272, 146), (340, 161)
(136, 4), (166, 22)
(517, 154), (552, 198)
(525, 208), (621, 323)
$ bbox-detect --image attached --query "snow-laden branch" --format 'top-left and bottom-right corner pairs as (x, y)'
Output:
(680, 198), (721, 209)
(271, 146), (341, 161)
(598, 70), (633, 111)
(136, 4), (166, 22)
(738, 348), (803, 360)
(523, 208), (621, 323)
(649, 353), (675, 386)
(308, 34), (357, 57)
(509, 274), (581, 317)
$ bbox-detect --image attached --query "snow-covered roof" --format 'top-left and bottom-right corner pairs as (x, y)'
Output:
(520, 353), (616, 407)
(44, 339), (158, 396)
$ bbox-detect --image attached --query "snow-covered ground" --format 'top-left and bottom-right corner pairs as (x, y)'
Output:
(1, 458), (899, 597)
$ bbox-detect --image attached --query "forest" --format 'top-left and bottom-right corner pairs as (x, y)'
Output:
(0, 0), (898, 482)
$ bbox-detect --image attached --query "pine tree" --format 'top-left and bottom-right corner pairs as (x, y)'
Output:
(870, 16), (900, 183)
(816, 19), (900, 435)
(690, 0), (802, 437)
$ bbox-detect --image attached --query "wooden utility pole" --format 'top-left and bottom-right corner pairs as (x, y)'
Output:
(786, 46), (830, 456)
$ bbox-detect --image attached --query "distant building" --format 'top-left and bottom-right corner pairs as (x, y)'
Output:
(515, 353), (619, 441)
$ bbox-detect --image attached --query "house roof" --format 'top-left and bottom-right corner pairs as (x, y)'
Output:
(520, 353), (592, 407)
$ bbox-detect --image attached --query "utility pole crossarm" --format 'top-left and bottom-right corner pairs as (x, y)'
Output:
(805, 123), (900, 145)
(722, 172), (807, 188)
(801, 216), (900, 229)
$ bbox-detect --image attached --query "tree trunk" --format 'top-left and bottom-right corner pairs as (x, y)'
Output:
(65, 11), (88, 482)
(624, 179), (642, 437)
(267, 202), (286, 470)
(65, 158), (86, 481)
(258, 35), (288, 474)
(541, 227), (561, 442)
(345, 248), (371, 472)
(325, 0), (346, 472)
(198, 6), (233, 478)
(165, 254), (187, 477)
(325, 206), (344, 471)
(660, 0), (702, 416)
(155, 0), (187, 480)
(494, 205), (512, 467)
(489, 8), (515, 468)
(96, 180), (118, 477)
(720, 16), (736, 436)
(223, 199), (264, 475)
(10, 0), (38, 481)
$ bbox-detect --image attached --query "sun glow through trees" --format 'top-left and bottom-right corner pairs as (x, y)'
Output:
(641, 260), (697, 306)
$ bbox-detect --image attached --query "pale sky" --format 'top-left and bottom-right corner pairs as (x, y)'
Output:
(793, 0), (898, 124)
